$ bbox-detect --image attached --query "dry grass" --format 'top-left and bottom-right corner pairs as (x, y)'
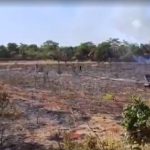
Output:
(0, 91), (22, 119)
(49, 134), (150, 150)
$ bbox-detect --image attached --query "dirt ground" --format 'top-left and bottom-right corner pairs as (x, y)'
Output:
(0, 61), (150, 149)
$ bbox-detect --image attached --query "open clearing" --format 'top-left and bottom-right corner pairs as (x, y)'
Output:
(0, 61), (150, 149)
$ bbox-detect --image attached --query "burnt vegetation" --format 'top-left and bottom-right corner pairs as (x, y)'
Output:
(0, 38), (150, 149)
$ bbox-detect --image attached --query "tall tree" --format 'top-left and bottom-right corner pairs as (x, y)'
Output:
(19, 43), (28, 59)
(94, 42), (112, 61)
(0, 45), (9, 58)
(75, 42), (96, 60)
(60, 46), (75, 62)
(107, 38), (121, 60)
(7, 43), (19, 58)
(41, 40), (59, 59)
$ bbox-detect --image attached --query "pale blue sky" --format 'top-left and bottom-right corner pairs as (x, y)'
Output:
(0, 4), (150, 46)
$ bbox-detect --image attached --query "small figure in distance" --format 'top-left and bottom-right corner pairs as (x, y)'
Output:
(72, 64), (75, 73)
(79, 65), (82, 72)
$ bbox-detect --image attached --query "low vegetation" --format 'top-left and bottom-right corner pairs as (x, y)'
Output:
(49, 134), (150, 150)
(123, 96), (150, 145)
(0, 91), (21, 118)
(50, 97), (150, 150)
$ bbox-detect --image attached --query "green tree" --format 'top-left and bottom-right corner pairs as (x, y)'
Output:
(19, 43), (28, 59)
(7, 43), (19, 58)
(75, 42), (96, 60)
(94, 42), (112, 61)
(140, 44), (150, 56)
(41, 40), (59, 59)
(0, 45), (9, 58)
(27, 44), (39, 51)
(60, 46), (75, 62)
(107, 38), (121, 60)
(118, 41), (138, 61)
(25, 44), (39, 59)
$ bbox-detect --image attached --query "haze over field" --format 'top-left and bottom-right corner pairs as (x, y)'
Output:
(0, 4), (150, 46)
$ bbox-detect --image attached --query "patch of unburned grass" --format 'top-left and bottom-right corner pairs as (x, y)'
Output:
(49, 134), (150, 150)
(102, 93), (115, 101)
(0, 91), (22, 119)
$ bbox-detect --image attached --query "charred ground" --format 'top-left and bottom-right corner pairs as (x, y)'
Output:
(0, 61), (150, 149)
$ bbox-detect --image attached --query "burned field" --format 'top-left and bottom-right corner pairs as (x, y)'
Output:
(0, 61), (150, 149)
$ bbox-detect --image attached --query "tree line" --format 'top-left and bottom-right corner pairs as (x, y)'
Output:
(0, 38), (150, 62)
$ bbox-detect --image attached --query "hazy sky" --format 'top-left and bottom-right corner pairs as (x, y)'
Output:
(0, 4), (150, 46)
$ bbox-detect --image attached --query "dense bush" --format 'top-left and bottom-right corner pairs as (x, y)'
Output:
(0, 38), (149, 62)
(122, 96), (150, 144)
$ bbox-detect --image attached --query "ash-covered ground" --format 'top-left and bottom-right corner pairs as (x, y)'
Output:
(0, 61), (150, 149)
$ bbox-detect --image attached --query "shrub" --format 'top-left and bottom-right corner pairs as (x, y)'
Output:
(0, 91), (21, 118)
(122, 96), (150, 144)
(52, 135), (127, 150)
(0, 92), (10, 117)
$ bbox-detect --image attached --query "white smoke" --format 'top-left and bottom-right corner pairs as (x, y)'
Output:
(116, 6), (150, 43)
(133, 56), (150, 64)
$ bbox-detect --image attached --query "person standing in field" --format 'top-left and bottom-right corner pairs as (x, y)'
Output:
(79, 65), (82, 72)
